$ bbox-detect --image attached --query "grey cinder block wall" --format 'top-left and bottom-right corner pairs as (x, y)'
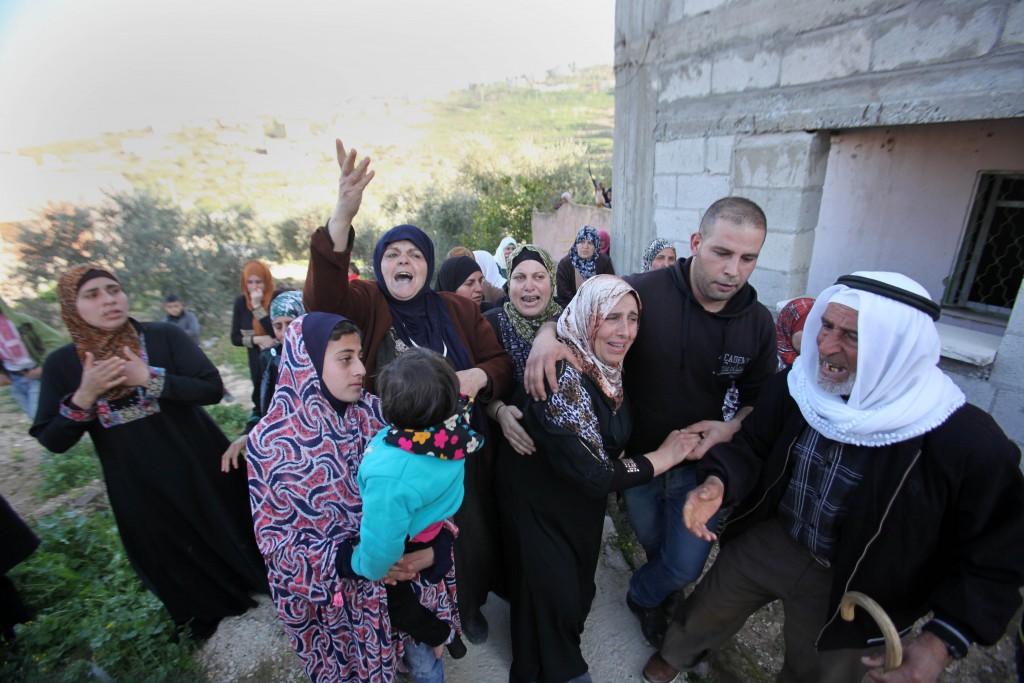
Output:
(612, 0), (1024, 447)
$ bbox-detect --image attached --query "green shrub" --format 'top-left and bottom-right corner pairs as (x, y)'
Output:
(35, 442), (103, 500)
(6, 510), (199, 682)
(205, 402), (251, 436)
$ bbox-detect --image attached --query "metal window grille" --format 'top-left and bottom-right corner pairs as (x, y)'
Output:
(944, 173), (1024, 319)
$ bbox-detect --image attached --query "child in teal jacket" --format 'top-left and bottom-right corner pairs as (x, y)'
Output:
(336, 348), (482, 662)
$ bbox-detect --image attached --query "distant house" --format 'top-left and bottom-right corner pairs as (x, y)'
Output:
(612, 0), (1024, 446)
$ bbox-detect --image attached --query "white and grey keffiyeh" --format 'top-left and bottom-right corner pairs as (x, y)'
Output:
(788, 271), (965, 447)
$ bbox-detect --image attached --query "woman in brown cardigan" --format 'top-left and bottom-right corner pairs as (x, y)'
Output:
(304, 140), (513, 645)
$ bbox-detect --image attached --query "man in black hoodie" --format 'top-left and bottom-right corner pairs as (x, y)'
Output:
(525, 197), (778, 648)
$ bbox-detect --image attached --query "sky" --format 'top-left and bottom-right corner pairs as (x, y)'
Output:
(0, 0), (615, 149)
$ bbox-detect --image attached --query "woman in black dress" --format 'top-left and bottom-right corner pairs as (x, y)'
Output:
(501, 274), (698, 683)
(230, 260), (279, 412)
(31, 264), (267, 638)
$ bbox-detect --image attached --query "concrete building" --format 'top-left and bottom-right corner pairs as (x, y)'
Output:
(612, 0), (1024, 447)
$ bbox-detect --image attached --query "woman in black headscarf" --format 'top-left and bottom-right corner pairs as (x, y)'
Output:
(436, 255), (491, 311)
(303, 139), (513, 643)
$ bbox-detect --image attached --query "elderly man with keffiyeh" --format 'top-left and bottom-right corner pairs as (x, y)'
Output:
(641, 271), (1024, 683)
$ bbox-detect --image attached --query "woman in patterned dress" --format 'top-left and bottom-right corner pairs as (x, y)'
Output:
(247, 312), (459, 682)
(31, 264), (267, 638)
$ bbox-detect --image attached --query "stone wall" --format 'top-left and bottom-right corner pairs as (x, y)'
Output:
(614, 0), (1024, 447)
(531, 203), (612, 266)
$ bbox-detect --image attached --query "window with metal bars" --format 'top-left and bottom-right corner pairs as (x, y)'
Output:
(943, 172), (1024, 320)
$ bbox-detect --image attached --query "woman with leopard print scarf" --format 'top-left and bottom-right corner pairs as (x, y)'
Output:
(500, 275), (701, 683)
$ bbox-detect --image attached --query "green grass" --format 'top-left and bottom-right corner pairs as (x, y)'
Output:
(204, 334), (250, 377)
(423, 85), (615, 159)
(4, 402), (254, 682)
(205, 402), (251, 436)
(35, 441), (103, 500)
(5, 510), (200, 682)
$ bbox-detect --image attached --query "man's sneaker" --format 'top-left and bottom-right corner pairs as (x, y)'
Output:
(627, 591), (668, 648)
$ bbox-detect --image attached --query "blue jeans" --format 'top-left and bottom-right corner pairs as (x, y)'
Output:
(623, 464), (724, 608)
(403, 639), (445, 683)
(7, 372), (40, 420)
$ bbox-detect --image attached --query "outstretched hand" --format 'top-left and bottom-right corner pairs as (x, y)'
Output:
(682, 418), (743, 460)
(683, 476), (725, 541)
(328, 139), (375, 247)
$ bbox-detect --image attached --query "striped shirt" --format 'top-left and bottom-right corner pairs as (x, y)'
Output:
(777, 425), (869, 565)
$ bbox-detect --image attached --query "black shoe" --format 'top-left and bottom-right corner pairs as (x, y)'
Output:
(461, 611), (489, 644)
(660, 590), (681, 619)
(446, 634), (467, 659)
(627, 591), (667, 648)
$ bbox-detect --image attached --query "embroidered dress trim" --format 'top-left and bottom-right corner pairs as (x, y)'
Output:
(60, 394), (97, 422)
(93, 334), (164, 428)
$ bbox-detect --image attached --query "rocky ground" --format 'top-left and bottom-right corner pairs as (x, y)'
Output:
(1, 366), (1019, 682)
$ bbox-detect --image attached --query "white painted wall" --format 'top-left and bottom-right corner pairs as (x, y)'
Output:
(808, 119), (1024, 300)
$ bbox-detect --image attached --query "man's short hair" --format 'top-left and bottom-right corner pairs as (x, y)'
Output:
(699, 197), (767, 235)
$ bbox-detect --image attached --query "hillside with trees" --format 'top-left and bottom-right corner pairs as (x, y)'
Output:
(5, 65), (613, 318)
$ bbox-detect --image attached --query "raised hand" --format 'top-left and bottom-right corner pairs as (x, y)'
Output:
(328, 139), (375, 248)
(248, 282), (265, 308)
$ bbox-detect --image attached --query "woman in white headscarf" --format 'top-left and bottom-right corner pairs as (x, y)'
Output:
(493, 236), (517, 278)
(500, 275), (698, 683)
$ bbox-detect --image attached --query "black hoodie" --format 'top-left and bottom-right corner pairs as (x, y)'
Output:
(622, 258), (777, 459)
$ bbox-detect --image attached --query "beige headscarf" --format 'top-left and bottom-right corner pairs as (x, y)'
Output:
(57, 264), (141, 401)
(556, 274), (640, 411)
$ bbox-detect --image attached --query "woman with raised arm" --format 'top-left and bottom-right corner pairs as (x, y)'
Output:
(303, 140), (513, 644)
(501, 275), (699, 683)
(31, 265), (267, 639)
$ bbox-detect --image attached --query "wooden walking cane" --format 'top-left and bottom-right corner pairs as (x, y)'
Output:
(840, 591), (903, 673)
